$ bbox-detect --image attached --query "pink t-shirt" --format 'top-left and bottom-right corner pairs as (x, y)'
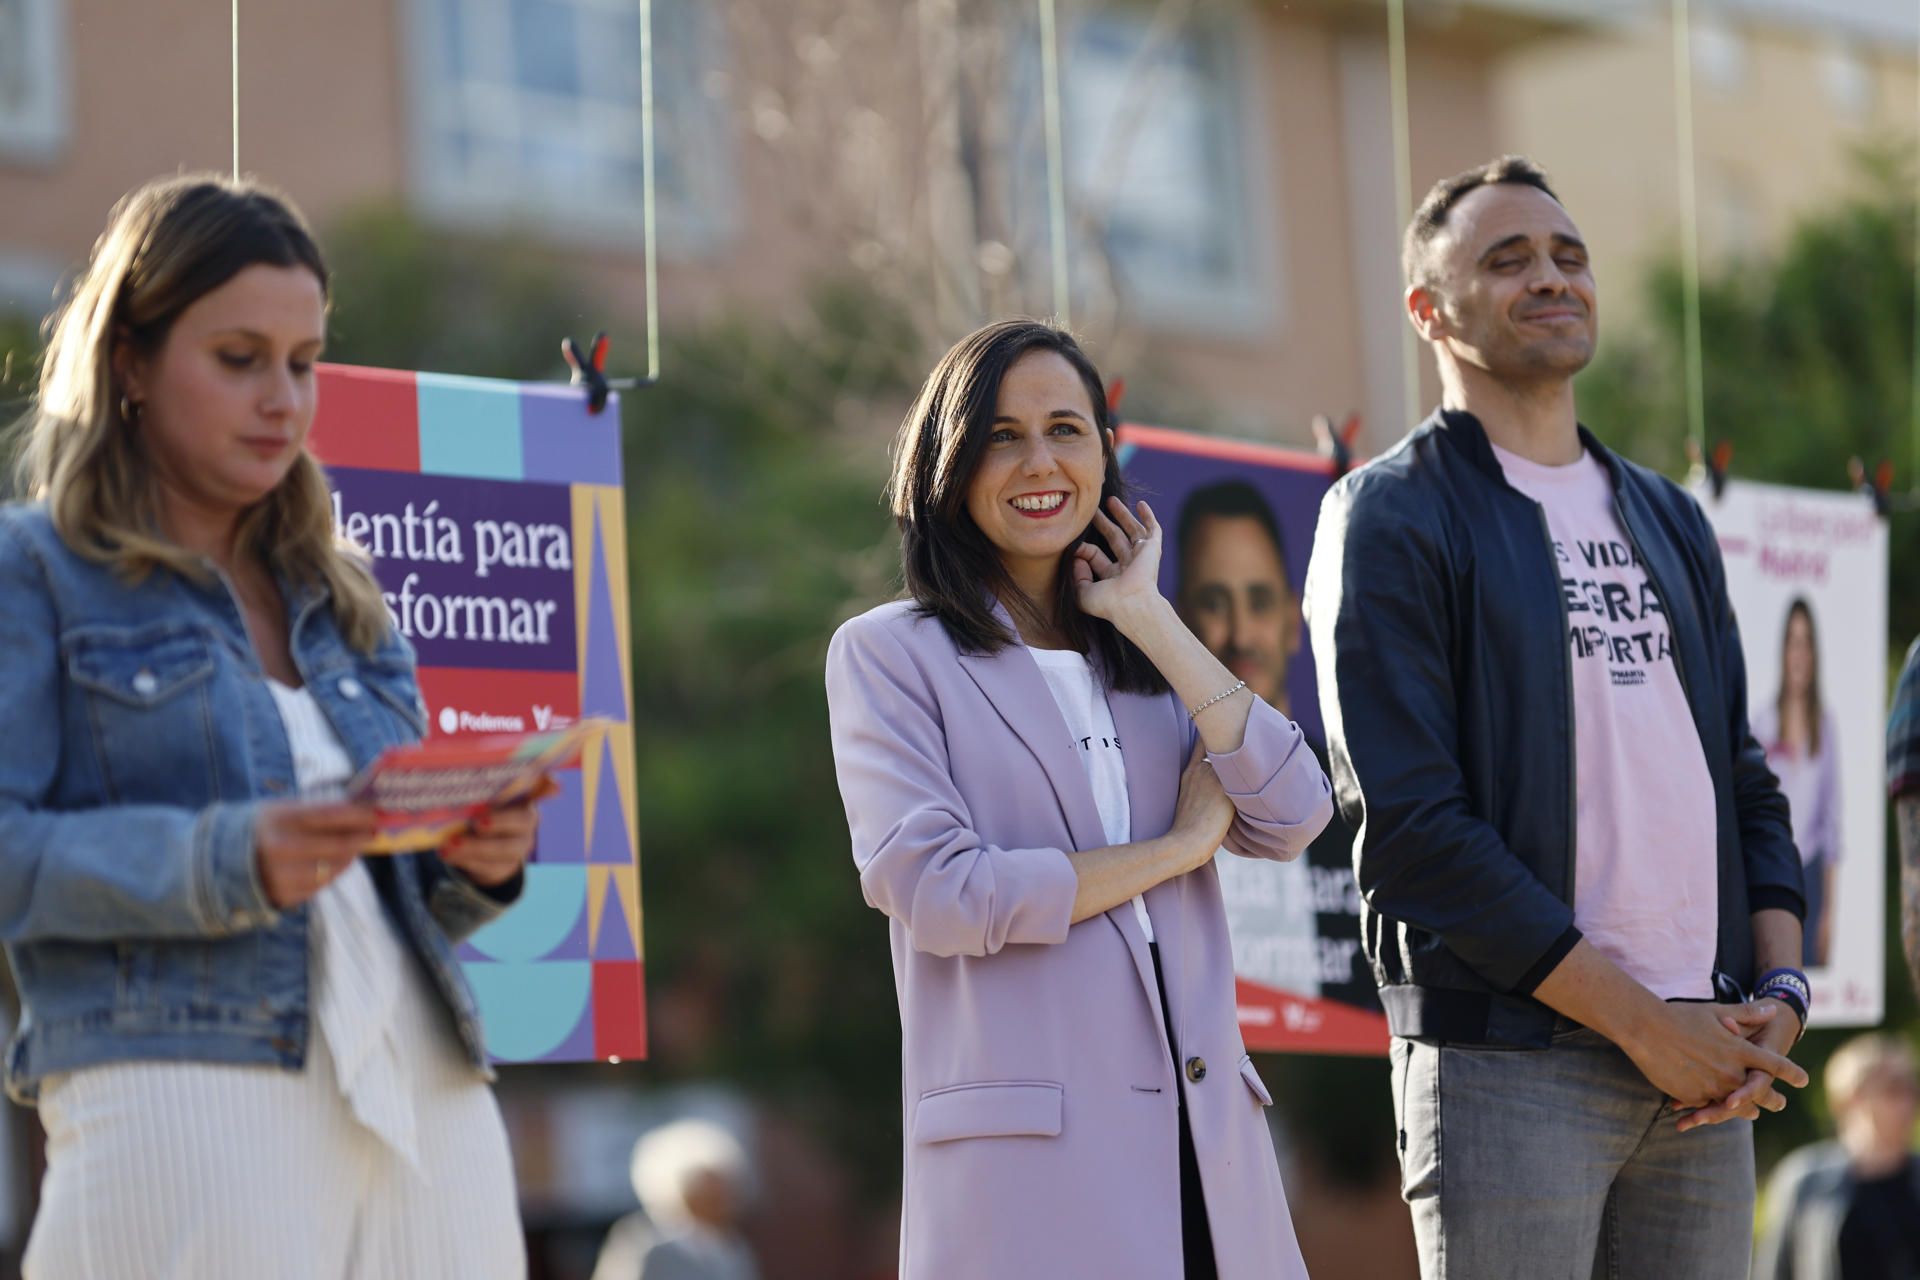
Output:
(1493, 443), (1718, 1000)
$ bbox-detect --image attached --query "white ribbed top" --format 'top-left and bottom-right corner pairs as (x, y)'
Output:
(266, 680), (422, 1170)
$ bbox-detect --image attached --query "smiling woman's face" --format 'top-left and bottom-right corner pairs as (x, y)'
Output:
(117, 262), (327, 524)
(963, 349), (1106, 593)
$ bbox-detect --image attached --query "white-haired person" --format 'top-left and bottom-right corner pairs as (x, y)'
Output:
(593, 1118), (759, 1280)
(1757, 1033), (1920, 1280)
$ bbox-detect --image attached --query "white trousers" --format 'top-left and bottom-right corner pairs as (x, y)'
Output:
(23, 955), (525, 1280)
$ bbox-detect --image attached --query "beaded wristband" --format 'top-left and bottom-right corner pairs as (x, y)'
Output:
(1189, 679), (1247, 719)
(1753, 967), (1811, 1028)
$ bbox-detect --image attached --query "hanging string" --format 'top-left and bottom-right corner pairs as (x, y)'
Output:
(1386, 0), (1418, 424)
(1039, 0), (1072, 328)
(1670, 0), (1707, 459)
(1911, 32), (1920, 489)
(638, 0), (660, 382)
(230, 0), (240, 179)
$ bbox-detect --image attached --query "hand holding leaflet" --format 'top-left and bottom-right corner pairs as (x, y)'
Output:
(348, 717), (612, 854)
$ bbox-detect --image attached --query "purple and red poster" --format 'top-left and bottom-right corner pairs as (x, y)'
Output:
(310, 364), (646, 1064)
(1118, 423), (1385, 1056)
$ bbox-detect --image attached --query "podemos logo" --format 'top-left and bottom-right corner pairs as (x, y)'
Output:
(433, 705), (569, 736)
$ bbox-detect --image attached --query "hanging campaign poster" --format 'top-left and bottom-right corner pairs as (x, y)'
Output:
(1118, 424), (1386, 1054)
(1696, 478), (1887, 1026)
(308, 364), (647, 1062)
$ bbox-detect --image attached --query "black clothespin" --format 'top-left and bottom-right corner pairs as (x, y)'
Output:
(1848, 456), (1893, 517)
(1313, 413), (1362, 479)
(561, 331), (655, 415)
(1689, 438), (1733, 499)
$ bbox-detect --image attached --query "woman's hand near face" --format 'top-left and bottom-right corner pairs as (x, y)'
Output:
(1073, 496), (1166, 628)
(438, 775), (560, 888)
(255, 800), (379, 910)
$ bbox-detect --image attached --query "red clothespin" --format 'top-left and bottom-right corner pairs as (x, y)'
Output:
(1313, 413), (1362, 479)
(562, 331), (614, 414)
(561, 331), (655, 414)
(1688, 438), (1734, 499)
(1106, 377), (1127, 418)
(1847, 456), (1893, 517)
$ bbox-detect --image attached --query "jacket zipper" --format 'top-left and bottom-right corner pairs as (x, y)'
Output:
(1534, 503), (1580, 911)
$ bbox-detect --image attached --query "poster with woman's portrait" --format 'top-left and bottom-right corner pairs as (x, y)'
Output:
(1696, 477), (1887, 1026)
(1118, 424), (1386, 1054)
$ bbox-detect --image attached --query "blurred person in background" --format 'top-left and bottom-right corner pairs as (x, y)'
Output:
(826, 320), (1333, 1278)
(0, 174), (541, 1278)
(1887, 638), (1920, 999)
(1756, 1033), (1920, 1280)
(1753, 599), (1841, 966)
(593, 1119), (759, 1280)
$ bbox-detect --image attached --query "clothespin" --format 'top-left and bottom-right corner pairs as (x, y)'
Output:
(1688, 438), (1733, 499)
(1848, 456), (1893, 517)
(1313, 413), (1362, 479)
(561, 331), (654, 415)
(1106, 377), (1127, 418)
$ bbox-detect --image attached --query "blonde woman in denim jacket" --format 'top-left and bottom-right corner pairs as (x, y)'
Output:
(1, 175), (541, 1278)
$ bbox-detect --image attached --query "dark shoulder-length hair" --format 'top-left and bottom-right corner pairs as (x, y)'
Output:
(1778, 596), (1823, 755)
(885, 319), (1167, 695)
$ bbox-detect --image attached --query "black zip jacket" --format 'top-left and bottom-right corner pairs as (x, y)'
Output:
(1303, 408), (1804, 1048)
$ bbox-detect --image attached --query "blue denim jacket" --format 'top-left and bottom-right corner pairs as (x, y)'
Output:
(0, 503), (521, 1102)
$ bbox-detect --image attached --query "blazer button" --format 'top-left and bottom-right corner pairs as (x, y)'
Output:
(338, 676), (363, 700)
(1185, 1056), (1207, 1084)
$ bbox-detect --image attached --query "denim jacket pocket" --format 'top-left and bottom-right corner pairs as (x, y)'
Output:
(358, 658), (428, 741)
(65, 623), (219, 801)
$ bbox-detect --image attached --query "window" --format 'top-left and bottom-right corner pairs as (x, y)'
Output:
(1690, 15), (1746, 91)
(1819, 40), (1872, 119)
(407, 0), (733, 252)
(0, 0), (69, 163)
(1051, 6), (1276, 334)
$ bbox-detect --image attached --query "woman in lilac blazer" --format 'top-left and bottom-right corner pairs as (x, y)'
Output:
(826, 321), (1333, 1278)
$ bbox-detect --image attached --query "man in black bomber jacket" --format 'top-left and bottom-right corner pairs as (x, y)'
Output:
(1303, 156), (1810, 1280)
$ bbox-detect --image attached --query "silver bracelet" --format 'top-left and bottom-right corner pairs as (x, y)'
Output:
(1188, 679), (1247, 719)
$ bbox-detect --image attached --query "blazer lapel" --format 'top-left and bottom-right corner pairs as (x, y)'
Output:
(1103, 683), (1186, 1048)
(955, 643), (1111, 857)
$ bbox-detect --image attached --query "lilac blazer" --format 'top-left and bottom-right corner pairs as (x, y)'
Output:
(825, 599), (1334, 1279)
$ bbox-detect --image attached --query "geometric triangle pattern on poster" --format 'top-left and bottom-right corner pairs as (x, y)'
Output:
(591, 881), (639, 960)
(587, 735), (632, 864)
(580, 508), (628, 722)
(532, 769), (586, 864)
(587, 864), (644, 958)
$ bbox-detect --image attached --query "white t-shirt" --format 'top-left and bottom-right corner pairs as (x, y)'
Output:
(1026, 647), (1152, 942)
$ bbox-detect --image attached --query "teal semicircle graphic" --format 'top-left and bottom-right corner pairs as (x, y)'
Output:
(462, 866), (588, 962)
(468, 961), (593, 1061)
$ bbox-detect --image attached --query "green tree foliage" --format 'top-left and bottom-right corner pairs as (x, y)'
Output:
(1579, 145), (1920, 643)
(1578, 149), (1920, 1175)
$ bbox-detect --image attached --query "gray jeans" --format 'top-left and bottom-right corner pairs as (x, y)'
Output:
(1389, 1026), (1756, 1280)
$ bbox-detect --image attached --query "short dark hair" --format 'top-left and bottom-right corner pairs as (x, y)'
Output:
(1175, 480), (1291, 591)
(885, 319), (1166, 695)
(1402, 155), (1559, 288)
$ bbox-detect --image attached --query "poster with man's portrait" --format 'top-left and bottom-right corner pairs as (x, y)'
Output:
(1118, 424), (1386, 1054)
